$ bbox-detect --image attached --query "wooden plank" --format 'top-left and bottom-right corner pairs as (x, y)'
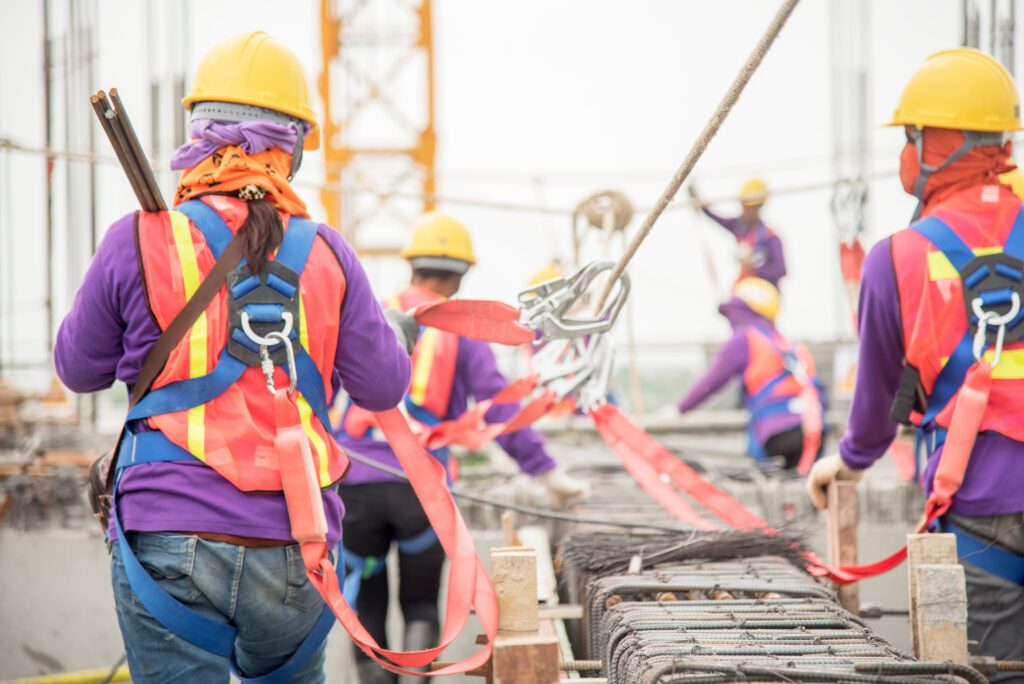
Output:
(492, 633), (560, 684)
(906, 532), (959, 659)
(490, 545), (561, 684)
(826, 481), (859, 613)
(912, 564), (968, 664)
(491, 546), (538, 633)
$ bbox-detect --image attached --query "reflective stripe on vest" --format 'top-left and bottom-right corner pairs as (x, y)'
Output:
(892, 188), (1024, 438)
(134, 197), (348, 490)
(387, 286), (459, 420)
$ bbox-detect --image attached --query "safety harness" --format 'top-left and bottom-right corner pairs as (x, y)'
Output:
(115, 202), (499, 680)
(744, 325), (825, 473)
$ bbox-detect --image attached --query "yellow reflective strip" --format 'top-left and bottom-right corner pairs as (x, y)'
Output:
(297, 292), (330, 485)
(409, 327), (438, 406)
(987, 348), (1024, 380)
(928, 246), (1002, 280)
(169, 211), (207, 459)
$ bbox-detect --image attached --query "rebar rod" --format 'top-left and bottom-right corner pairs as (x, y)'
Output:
(90, 91), (151, 210)
(109, 88), (165, 210)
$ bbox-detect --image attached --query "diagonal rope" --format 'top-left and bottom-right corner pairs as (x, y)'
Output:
(595, 0), (802, 310)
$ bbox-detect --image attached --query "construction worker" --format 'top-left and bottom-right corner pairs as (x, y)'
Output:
(807, 48), (1024, 670)
(690, 178), (787, 286)
(54, 33), (415, 682)
(334, 212), (589, 684)
(677, 278), (825, 474)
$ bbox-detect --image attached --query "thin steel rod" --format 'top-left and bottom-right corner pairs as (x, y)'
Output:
(109, 87), (166, 210)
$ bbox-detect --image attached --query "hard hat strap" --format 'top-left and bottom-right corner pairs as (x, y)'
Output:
(190, 100), (306, 180)
(909, 128), (1005, 220)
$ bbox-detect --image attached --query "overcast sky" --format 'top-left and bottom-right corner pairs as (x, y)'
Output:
(0, 0), (995, 382)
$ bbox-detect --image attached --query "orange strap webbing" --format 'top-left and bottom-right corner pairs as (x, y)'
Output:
(588, 374), (991, 586)
(795, 382), (824, 475)
(276, 391), (498, 676)
(409, 299), (535, 345)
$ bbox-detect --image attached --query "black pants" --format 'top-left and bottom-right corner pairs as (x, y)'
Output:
(947, 512), (1024, 682)
(340, 482), (445, 668)
(762, 426), (804, 471)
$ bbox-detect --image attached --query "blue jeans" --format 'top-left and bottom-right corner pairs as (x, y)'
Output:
(111, 533), (329, 683)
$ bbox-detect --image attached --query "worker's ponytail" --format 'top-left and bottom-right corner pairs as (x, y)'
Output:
(237, 189), (283, 274)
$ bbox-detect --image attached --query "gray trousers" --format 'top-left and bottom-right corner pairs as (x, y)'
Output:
(947, 512), (1024, 683)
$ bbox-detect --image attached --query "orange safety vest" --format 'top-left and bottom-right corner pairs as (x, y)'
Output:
(343, 285), (459, 440)
(742, 325), (823, 470)
(891, 186), (1024, 440)
(135, 195), (348, 491)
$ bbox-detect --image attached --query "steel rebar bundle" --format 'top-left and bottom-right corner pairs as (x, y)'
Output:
(89, 88), (165, 212)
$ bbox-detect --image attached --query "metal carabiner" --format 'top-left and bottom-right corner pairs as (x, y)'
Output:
(264, 331), (298, 394)
(518, 260), (631, 342)
(971, 292), (1020, 368)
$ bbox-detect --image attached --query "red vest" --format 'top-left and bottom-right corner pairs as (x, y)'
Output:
(137, 196), (348, 491)
(342, 286), (459, 440)
(386, 286), (459, 419)
(742, 325), (815, 403)
(892, 185), (1024, 438)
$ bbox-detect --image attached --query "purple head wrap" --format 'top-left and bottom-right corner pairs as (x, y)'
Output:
(170, 119), (308, 171)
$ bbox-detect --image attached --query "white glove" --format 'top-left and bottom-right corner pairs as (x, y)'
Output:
(806, 454), (864, 510)
(537, 466), (591, 507)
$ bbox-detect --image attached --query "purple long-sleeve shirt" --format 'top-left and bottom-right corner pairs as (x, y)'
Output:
(840, 212), (1024, 517)
(337, 333), (557, 485)
(55, 207), (411, 545)
(677, 298), (802, 445)
(703, 208), (787, 286)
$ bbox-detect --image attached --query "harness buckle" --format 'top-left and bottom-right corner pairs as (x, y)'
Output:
(517, 260), (630, 342)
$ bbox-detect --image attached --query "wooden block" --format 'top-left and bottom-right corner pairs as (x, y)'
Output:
(491, 633), (560, 684)
(906, 532), (958, 658)
(518, 526), (557, 603)
(491, 546), (538, 633)
(501, 511), (521, 546)
(912, 563), (968, 664)
(826, 481), (859, 614)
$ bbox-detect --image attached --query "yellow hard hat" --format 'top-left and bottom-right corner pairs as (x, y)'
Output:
(528, 261), (564, 287)
(739, 178), (768, 206)
(401, 211), (477, 274)
(733, 277), (780, 322)
(183, 32), (321, 150)
(887, 48), (1022, 133)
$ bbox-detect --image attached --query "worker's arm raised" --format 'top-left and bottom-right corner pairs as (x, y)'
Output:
(701, 207), (742, 236)
(677, 332), (748, 413)
(323, 227), (412, 411)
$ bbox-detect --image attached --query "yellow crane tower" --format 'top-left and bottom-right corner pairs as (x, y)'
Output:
(318, 0), (436, 255)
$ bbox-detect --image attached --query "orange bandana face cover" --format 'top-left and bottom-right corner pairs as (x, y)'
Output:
(899, 127), (1015, 214)
(174, 146), (310, 218)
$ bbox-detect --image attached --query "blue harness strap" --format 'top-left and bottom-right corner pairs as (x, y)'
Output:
(176, 199), (236, 261)
(114, 208), (341, 680)
(913, 216), (984, 427)
(936, 517), (1024, 586)
(342, 528), (440, 604)
(913, 210), (1024, 429)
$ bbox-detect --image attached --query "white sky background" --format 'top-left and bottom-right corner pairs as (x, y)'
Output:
(0, 0), (991, 382)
